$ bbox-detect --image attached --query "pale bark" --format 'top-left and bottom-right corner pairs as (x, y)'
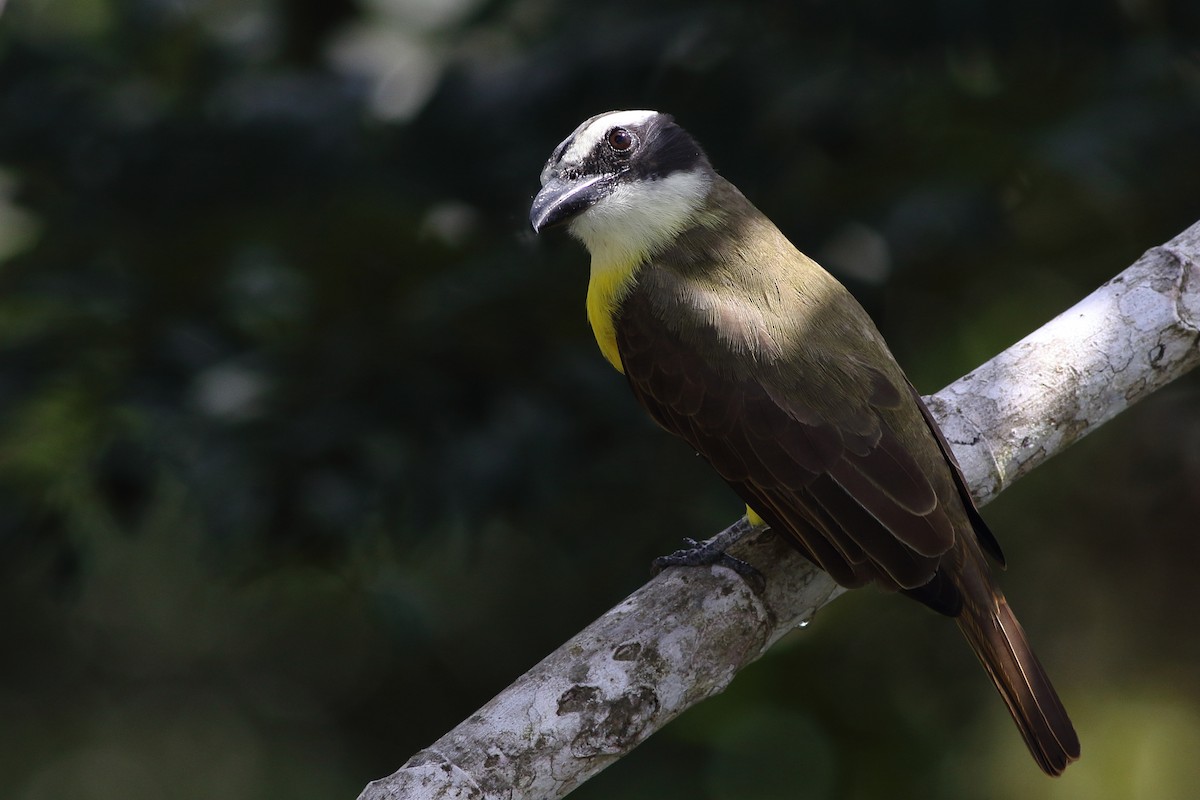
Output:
(360, 220), (1200, 800)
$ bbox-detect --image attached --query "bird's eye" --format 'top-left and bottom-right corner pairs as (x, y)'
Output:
(607, 127), (634, 152)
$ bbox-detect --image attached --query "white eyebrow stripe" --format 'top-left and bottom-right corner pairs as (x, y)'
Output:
(563, 110), (659, 164)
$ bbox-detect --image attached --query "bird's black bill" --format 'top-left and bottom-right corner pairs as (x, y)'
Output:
(529, 174), (613, 233)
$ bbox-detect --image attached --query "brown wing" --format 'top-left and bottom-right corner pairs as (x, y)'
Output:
(616, 288), (957, 594)
(906, 379), (1006, 566)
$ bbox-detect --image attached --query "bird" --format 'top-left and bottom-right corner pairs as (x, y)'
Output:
(529, 109), (1080, 775)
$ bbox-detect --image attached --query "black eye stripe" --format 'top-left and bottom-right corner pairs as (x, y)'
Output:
(631, 123), (704, 179)
(549, 116), (707, 182)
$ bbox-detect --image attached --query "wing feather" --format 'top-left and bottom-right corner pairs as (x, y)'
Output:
(905, 380), (1007, 566)
(743, 484), (871, 587)
(616, 285), (960, 591)
(805, 474), (939, 589)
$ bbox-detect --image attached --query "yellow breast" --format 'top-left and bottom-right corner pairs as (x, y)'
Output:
(585, 258), (641, 374)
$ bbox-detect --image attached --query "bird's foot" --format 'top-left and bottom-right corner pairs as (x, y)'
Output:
(651, 515), (765, 590)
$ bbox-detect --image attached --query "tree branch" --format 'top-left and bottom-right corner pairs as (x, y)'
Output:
(359, 220), (1200, 800)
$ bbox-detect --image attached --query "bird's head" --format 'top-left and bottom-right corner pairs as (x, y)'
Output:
(530, 110), (713, 265)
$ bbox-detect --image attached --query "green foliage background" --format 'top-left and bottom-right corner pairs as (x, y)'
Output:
(2, 1), (1199, 798)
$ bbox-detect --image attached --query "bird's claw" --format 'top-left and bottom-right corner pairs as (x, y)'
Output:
(652, 530), (765, 592)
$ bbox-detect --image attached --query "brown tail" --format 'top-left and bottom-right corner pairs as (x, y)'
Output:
(955, 571), (1081, 775)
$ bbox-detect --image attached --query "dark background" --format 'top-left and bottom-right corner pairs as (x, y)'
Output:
(2, 1), (1199, 798)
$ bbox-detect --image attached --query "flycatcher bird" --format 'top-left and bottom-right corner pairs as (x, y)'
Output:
(529, 109), (1080, 775)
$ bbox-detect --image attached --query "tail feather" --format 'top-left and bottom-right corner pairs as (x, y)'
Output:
(956, 586), (1080, 775)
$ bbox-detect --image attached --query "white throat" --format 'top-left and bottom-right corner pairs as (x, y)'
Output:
(568, 169), (712, 270)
